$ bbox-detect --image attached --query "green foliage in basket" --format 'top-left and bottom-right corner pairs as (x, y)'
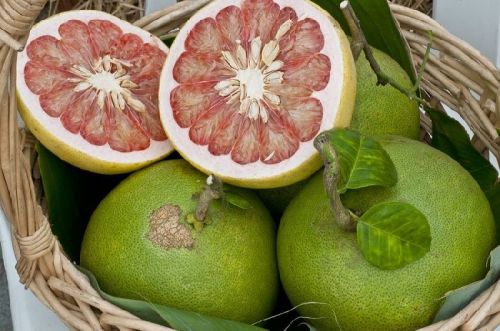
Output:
(428, 109), (498, 194)
(79, 267), (267, 331)
(356, 201), (431, 269)
(36, 144), (124, 262)
(489, 185), (500, 235)
(321, 129), (398, 193)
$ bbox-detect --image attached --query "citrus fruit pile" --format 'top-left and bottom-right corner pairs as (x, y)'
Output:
(17, 0), (496, 330)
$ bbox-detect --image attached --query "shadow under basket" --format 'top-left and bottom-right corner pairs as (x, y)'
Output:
(0, 0), (499, 330)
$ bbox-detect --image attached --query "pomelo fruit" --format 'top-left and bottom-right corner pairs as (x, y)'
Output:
(80, 159), (279, 323)
(159, 0), (356, 189)
(17, 10), (173, 174)
(351, 47), (420, 139)
(277, 137), (495, 330)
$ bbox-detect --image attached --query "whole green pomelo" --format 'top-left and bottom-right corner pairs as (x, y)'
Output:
(351, 47), (420, 139)
(277, 137), (495, 331)
(81, 159), (279, 323)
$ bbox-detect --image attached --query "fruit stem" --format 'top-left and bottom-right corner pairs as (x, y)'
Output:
(340, 1), (434, 108)
(340, 1), (364, 60)
(194, 175), (224, 222)
(314, 134), (357, 232)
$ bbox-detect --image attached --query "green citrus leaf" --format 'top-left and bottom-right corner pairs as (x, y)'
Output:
(324, 129), (397, 193)
(37, 144), (123, 262)
(357, 201), (431, 270)
(224, 191), (252, 210)
(162, 35), (176, 47)
(312, 0), (416, 81)
(488, 183), (500, 241)
(78, 267), (266, 331)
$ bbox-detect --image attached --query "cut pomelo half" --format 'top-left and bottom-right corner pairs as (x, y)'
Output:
(17, 10), (173, 174)
(159, 0), (356, 189)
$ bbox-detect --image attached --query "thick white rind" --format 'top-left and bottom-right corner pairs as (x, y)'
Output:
(159, 0), (353, 188)
(16, 10), (173, 173)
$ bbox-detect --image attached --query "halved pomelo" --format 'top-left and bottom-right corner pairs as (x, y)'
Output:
(17, 10), (173, 174)
(159, 0), (356, 189)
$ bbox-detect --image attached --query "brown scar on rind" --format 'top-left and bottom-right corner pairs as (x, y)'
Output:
(147, 204), (194, 249)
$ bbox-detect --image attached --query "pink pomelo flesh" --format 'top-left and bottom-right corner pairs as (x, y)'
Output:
(168, 0), (333, 165)
(24, 18), (167, 153)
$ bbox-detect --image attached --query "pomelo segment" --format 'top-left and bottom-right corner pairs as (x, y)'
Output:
(159, 0), (356, 189)
(17, 11), (173, 174)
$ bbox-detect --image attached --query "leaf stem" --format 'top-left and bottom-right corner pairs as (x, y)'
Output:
(314, 134), (357, 232)
(340, 1), (434, 107)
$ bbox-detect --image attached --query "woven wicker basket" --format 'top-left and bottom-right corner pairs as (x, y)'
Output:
(0, 0), (499, 330)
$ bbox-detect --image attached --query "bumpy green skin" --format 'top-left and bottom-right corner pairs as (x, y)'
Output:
(81, 160), (279, 323)
(277, 137), (495, 331)
(351, 48), (420, 139)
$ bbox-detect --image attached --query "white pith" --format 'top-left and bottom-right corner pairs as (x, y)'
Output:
(237, 68), (263, 99)
(17, 10), (173, 165)
(71, 55), (145, 113)
(86, 70), (121, 93)
(159, 0), (347, 184)
(216, 22), (292, 123)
